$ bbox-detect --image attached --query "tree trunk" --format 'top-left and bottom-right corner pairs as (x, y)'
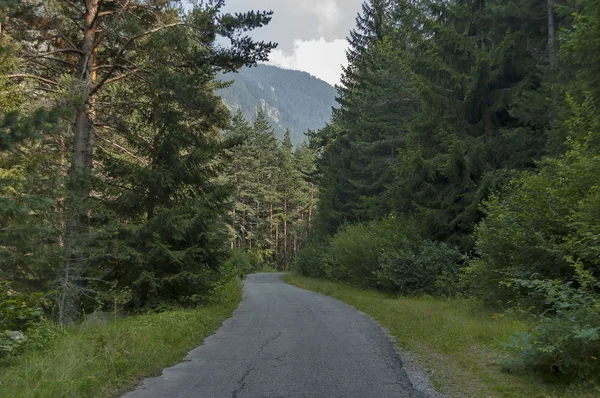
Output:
(73, 0), (98, 180)
(59, 0), (99, 324)
(547, 0), (556, 66)
(308, 184), (314, 226)
(283, 198), (288, 264)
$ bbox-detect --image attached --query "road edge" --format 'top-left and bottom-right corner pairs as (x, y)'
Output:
(280, 273), (445, 398)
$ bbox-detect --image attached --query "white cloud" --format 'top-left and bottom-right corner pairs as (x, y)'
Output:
(298, 0), (342, 36)
(266, 38), (348, 86)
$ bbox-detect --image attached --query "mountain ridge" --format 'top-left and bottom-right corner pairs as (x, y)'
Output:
(218, 64), (337, 144)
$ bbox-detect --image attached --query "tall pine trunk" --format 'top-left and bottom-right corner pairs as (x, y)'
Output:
(59, 0), (99, 323)
(547, 0), (556, 66)
(283, 198), (288, 265)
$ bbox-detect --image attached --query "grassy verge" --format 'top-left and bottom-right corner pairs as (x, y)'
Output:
(0, 280), (242, 398)
(282, 274), (599, 398)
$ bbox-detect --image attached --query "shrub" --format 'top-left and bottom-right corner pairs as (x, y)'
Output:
(473, 95), (600, 306)
(376, 241), (464, 295)
(325, 217), (419, 288)
(0, 281), (50, 357)
(326, 222), (383, 287)
(223, 248), (264, 277)
(294, 237), (331, 278)
(502, 263), (600, 379)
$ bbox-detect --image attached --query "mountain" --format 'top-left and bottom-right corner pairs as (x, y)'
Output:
(218, 65), (337, 145)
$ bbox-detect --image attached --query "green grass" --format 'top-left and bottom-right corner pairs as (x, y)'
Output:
(282, 274), (600, 398)
(0, 280), (243, 398)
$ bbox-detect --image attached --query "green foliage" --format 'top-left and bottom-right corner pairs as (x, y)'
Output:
(294, 236), (331, 279)
(224, 110), (318, 267)
(0, 279), (242, 398)
(325, 218), (408, 288)
(377, 241), (464, 296)
(473, 95), (600, 305)
(0, 282), (46, 332)
(224, 248), (264, 276)
(0, 0), (277, 325)
(0, 282), (53, 357)
(296, 217), (463, 296)
(503, 265), (600, 379)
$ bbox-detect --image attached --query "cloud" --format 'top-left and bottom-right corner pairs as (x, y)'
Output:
(266, 38), (348, 87)
(298, 0), (342, 36)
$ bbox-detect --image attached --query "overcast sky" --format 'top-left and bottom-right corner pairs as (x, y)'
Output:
(221, 0), (363, 86)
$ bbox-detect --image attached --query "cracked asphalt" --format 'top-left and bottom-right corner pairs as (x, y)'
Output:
(123, 273), (428, 398)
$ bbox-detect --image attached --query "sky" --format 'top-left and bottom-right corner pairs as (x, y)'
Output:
(221, 0), (364, 86)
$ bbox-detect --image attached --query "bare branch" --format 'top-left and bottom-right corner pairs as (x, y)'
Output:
(24, 49), (84, 59)
(95, 131), (148, 165)
(0, 74), (61, 86)
(102, 68), (142, 85)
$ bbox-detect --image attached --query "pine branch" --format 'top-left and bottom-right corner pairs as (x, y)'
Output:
(91, 22), (186, 95)
(59, 0), (85, 15)
(95, 131), (148, 165)
(0, 74), (61, 86)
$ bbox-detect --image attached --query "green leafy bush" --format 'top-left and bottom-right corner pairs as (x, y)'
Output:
(0, 281), (50, 357)
(296, 217), (464, 296)
(503, 264), (600, 379)
(326, 222), (384, 287)
(325, 217), (419, 288)
(376, 241), (464, 295)
(294, 236), (331, 278)
(473, 95), (600, 306)
(223, 248), (264, 276)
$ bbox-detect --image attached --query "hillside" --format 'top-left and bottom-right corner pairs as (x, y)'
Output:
(218, 65), (337, 144)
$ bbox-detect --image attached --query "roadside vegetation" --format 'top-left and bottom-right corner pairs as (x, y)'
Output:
(293, 0), (600, 395)
(0, 1), (287, 396)
(0, 280), (242, 398)
(284, 274), (599, 398)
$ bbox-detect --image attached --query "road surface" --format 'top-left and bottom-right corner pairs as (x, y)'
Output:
(124, 273), (429, 398)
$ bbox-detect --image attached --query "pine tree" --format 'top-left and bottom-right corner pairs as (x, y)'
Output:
(315, 0), (395, 233)
(1, 1), (277, 317)
(392, 0), (551, 250)
(276, 130), (304, 264)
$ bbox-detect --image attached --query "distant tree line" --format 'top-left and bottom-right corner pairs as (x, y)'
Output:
(224, 109), (318, 267)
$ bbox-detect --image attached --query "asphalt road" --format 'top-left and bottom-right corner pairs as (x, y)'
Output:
(124, 273), (429, 398)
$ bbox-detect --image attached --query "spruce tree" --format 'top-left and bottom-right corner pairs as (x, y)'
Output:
(392, 0), (551, 250)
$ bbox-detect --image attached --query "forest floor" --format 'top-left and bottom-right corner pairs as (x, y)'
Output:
(0, 280), (242, 398)
(282, 274), (600, 398)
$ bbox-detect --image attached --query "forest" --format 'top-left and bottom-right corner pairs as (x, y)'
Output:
(296, 0), (600, 383)
(1, 0), (599, 394)
(0, 0), (318, 356)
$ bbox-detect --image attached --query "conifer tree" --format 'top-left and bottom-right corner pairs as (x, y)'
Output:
(0, 0), (277, 317)
(392, 0), (551, 249)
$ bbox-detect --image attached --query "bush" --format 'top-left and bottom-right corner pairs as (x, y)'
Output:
(376, 241), (464, 295)
(223, 248), (264, 276)
(502, 264), (600, 379)
(295, 217), (464, 296)
(325, 217), (419, 288)
(473, 95), (600, 306)
(0, 281), (50, 357)
(294, 237), (331, 278)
